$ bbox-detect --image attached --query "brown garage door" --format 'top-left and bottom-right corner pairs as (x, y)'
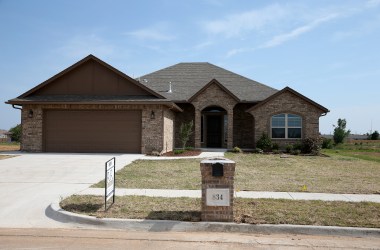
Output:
(44, 110), (141, 153)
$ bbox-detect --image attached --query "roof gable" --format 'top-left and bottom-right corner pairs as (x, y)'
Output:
(188, 79), (240, 102)
(247, 87), (329, 113)
(19, 55), (164, 99)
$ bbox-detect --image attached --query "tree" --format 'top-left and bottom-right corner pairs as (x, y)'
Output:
(9, 124), (22, 142)
(179, 120), (193, 149)
(333, 118), (350, 144)
(371, 130), (379, 140)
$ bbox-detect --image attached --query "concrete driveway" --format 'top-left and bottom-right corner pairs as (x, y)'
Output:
(0, 152), (142, 228)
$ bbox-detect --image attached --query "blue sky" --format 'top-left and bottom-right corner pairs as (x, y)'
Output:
(1, 0), (379, 134)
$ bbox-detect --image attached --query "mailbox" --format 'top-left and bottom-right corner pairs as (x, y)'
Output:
(212, 162), (224, 177)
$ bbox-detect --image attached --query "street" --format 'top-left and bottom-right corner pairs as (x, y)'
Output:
(0, 228), (379, 249)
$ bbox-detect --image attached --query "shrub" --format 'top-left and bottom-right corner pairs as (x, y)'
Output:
(232, 146), (242, 153)
(371, 130), (379, 140)
(179, 120), (193, 149)
(293, 142), (302, 151)
(272, 149), (280, 154)
(272, 143), (279, 150)
(293, 149), (301, 155)
(301, 137), (323, 155)
(256, 133), (272, 152)
(322, 138), (333, 149)
(333, 118), (350, 144)
(253, 148), (264, 154)
(174, 149), (185, 155)
(285, 144), (293, 153)
(185, 146), (194, 151)
(9, 124), (21, 142)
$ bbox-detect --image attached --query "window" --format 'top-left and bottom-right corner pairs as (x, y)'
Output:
(271, 114), (302, 139)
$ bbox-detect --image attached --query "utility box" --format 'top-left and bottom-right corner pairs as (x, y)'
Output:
(200, 158), (235, 222)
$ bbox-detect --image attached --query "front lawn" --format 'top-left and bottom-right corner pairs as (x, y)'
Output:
(61, 195), (380, 228)
(0, 142), (20, 152)
(93, 152), (380, 194)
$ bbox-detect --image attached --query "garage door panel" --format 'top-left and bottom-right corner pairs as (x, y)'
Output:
(44, 110), (141, 153)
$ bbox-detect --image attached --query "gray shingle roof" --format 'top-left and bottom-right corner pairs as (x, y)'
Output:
(138, 62), (278, 102)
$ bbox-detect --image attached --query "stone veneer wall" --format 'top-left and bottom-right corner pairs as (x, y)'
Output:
(233, 103), (255, 148)
(21, 105), (43, 151)
(190, 83), (238, 149)
(21, 104), (174, 154)
(174, 103), (195, 148)
(248, 91), (324, 147)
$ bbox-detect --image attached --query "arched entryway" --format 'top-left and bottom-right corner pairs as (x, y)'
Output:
(201, 106), (227, 148)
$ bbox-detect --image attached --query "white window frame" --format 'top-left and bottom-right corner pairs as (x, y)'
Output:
(271, 113), (302, 139)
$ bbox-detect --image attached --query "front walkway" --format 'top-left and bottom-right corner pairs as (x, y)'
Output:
(78, 188), (380, 203)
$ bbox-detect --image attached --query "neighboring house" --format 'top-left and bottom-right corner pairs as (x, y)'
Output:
(0, 130), (11, 143)
(6, 55), (329, 153)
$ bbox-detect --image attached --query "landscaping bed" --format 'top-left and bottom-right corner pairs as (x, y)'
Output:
(161, 150), (201, 157)
(61, 195), (380, 228)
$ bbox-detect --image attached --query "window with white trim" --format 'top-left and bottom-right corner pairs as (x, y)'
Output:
(271, 114), (302, 139)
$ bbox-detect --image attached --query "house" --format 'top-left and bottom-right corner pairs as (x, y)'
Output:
(6, 55), (329, 153)
(0, 130), (11, 143)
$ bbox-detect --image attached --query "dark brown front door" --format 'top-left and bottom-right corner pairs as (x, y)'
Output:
(44, 110), (141, 153)
(206, 115), (222, 148)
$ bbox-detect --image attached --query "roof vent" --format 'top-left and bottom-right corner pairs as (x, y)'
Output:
(168, 82), (173, 93)
(143, 79), (148, 83)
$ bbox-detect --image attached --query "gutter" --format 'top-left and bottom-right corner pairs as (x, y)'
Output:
(11, 104), (22, 110)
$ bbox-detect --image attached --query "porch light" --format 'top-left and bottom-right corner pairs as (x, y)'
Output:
(151, 110), (155, 119)
(28, 109), (33, 118)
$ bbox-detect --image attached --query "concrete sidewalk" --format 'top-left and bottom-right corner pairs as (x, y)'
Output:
(78, 188), (380, 203)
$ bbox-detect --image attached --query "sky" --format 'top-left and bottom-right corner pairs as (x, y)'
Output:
(0, 0), (379, 134)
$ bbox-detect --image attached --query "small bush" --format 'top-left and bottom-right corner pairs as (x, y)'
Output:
(174, 149), (185, 155)
(272, 149), (280, 154)
(232, 146), (242, 153)
(322, 138), (333, 149)
(185, 146), (194, 151)
(293, 149), (301, 155)
(253, 148), (264, 154)
(301, 137), (323, 155)
(285, 144), (293, 153)
(272, 143), (279, 150)
(293, 142), (302, 151)
(256, 133), (272, 152)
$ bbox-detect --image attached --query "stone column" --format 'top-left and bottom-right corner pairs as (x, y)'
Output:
(194, 109), (201, 148)
(227, 108), (234, 149)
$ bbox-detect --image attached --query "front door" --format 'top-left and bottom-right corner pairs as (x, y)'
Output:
(206, 115), (222, 147)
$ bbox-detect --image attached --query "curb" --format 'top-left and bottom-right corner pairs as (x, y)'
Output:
(47, 202), (380, 237)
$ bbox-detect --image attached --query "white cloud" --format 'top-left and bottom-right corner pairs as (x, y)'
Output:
(128, 24), (176, 41)
(202, 3), (289, 38)
(260, 13), (339, 49)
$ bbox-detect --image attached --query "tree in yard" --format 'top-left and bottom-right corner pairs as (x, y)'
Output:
(9, 124), (22, 142)
(333, 118), (350, 144)
(179, 120), (193, 149)
(371, 130), (379, 140)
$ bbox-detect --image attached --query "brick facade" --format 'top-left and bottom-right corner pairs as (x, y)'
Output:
(233, 103), (255, 148)
(248, 91), (325, 147)
(21, 104), (174, 154)
(190, 83), (238, 149)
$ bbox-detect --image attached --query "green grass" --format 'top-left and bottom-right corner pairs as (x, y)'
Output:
(61, 195), (380, 228)
(93, 152), (380, 194)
